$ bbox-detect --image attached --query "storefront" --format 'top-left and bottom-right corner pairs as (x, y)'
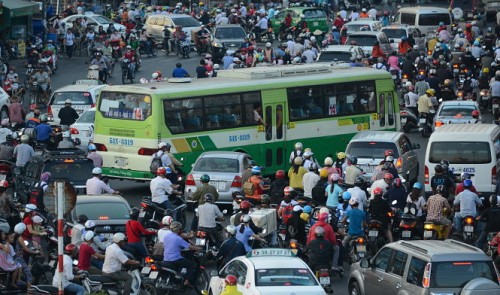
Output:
(0, 0), (40, 40)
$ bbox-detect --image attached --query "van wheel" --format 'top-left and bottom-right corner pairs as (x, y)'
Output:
(349, 281), (361, 295)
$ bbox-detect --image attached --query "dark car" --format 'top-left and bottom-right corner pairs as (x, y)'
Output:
(210, 25), (247, 62)
(68, 194), (131, 242)
(14, 148), (94, 203)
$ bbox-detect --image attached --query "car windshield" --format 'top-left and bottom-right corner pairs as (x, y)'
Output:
(45, 161), (94, 183)
(381, 28), (407, 39)
(346, 35), (377, 46)
(75, 202), (130, 220)
(438, 105), (476, 117)
(173, 17), (200, 27)
(430, 261), (497, 288)
(346, 141), (400, 158)
(255, 268), (317, 286)
(318, 51), (352, 62)
(215, 27), (246, 39)
(93, 15), (112, 24)
(194, 157), (239, 173)
(345, 24), (372, 32)
(76, 110), (95, 124)
(51, 92), (94, 105)
(429, 142), (491, 164)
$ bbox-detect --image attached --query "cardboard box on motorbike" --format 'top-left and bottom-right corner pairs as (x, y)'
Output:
(230, 208), (277, 236)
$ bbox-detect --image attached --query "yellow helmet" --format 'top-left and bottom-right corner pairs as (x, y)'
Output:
(319, 168), (329, 179)
(483, 68), (490, 73)
(426, 88), (436, 96)
(337, 152), (346, 160)
(199, 1), (204, 5)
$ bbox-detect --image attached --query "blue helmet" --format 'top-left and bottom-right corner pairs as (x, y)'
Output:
(463, 179), (473, 187)
(251, 166), (261, 175)
(342, 191), (351, 200)
(461, 172), (470, 180)
(303, 205), (312, 213)
(439, 21), (444, 26)
(88, 143), (97, 151)
(165, 167), (172, 174)
(413, 182), (423, 190)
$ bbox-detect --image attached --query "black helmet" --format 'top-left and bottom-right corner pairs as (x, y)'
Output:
(77, 214), (88, 224)
(129, 207), (140, 220)
(434, 164), (443, 173)
(204, 193), (213, 202)
(349, 156), (358, 165)
(490, 195), (498, 206)
(354, 176), (365, 187)
(261, 194), (270, 204)
(5, 134), (12, 141)
(440, 159), (450, 170)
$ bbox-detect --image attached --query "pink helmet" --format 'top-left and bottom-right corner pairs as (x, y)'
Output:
(330, 174), (340, 182)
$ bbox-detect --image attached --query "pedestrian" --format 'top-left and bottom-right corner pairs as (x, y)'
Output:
(58, 99), (79, 126)
(64, 28), (75, 59)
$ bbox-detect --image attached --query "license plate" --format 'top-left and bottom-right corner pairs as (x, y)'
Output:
(141, 266), (151, 275)
(453, 69), (459, 73)
(464, 225), (474, 232)
(217, 182), (226, 191)
(319, 276), (330, 285)
(139, 211), (146, 218)
(115, 157), (127, 167)
(424, 230), (433, 238)
(401, 118), (407, 124)
(402, 231), (411, 238)
(482, 96), (489, 100)
(369, 230), (378, 237)
(419, 118), (427, 124)
(196, 238), (206, 246)
(363, 165), (374, 174)
(356, 245), (366, 252)
(392, 75), (397, 79)
(149, 271), (158, 279)
(494, 104), (499, 108)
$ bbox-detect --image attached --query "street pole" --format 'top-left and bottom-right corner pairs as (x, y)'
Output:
(42, 0), (47, 42)
(56, 182), (64, 295)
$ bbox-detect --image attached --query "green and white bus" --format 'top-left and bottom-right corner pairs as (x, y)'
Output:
(93, 64), (400, 180)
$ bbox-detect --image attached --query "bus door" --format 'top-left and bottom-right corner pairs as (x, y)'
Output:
(262, 103), (286, 173)
(376, 92), (396, 129)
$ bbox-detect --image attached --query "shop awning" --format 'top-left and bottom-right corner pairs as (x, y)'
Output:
(2, 0), (39, 18)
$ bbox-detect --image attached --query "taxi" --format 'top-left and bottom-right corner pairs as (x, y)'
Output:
(208, 249), (326, 295)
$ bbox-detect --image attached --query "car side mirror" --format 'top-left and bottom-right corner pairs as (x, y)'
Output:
(360, 258), (370, 268)
(210, 270), (218, 277)
(13, 167), (21, 175)
(412, 143), (420, 149)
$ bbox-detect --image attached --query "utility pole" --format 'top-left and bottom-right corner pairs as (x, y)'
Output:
(42, 0), (47, 43)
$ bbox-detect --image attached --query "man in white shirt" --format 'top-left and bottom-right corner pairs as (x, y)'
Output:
(198, 193), (224, 246)
(150, 167), (181, 209)
(303, 164), (320, 198)
(347, 177), (368, 211)
(153, 142), (176, 173)
(302, 45), (316, 63)
(86, 168), (120, 195)
(52, 244), (85, 295)
(103, 233), (140, 295)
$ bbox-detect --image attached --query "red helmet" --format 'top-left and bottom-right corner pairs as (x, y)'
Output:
(240, 200), (251, 210)
(384, 173), (394, 180)
(472, 110), (480, 118)
(156, 167), (166, 175)
(64, 243), (77, 254)
(0, 180), (8, 188)
(466, 23), (472, 29)
(284, 186), (295, 196)
(275, 170), (285, 179)
(225, 275), (237, 286)
(384, 150), (394, 157)
(373, 187), (383, 196)
(394, 178), (402, 188)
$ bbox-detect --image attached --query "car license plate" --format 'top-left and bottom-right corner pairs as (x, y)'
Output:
(419, 118), (427, 124)
(139, 211), (146, 218)
(363, 165), (374, 174)
(424, 230), (433, 238)
(217, 182), (226, 191)
(401, 118), (407, 124)
(402, 231), (411, 238)
(149, 271), (158, 279)
(356, 245), (366, 253)
(369, 230), (378, 237)
(115, 157), (127, 167)
(141, 266), (151, 275)
(319, 276), (330, 285)
(494, 104), (499, 108)
(464, 225), (474, 232)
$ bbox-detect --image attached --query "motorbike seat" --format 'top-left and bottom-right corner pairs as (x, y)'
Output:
(369, 220), (383, 226)
(87, 274), (117, 285)
(158, 261), (180, 276)
(401, 213), (418, 220)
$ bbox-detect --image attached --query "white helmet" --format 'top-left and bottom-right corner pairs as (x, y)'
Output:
(83, 230), (95, 242)
(152, 72), (159, 79)
(85, 220), (96, 229)
(324, 157), (333, 166)
(158, 142), (167, 149)
(294, 142), (303, 150)
(265, 42), (271, 48)
(14, 223), (26, 234)
(162, 216), (173, 225)
(226, 225), (236, 235)
(92, 167), (102, 175)
(25, 204), (37, 212)
(112, 232), (126, 243)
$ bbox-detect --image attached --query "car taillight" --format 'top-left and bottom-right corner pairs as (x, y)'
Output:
(493, 166), (497, 185)
(138, 148), (156, 156)
(186, 174), (196, 186)
(422, 263), (431, 288)
(424, 165), (429, 184)
(434, 121), (444, 127)
(231, 175), (242, 188)
(47, 105), (52, 116)
(70, 127), (79, 134)
(94, 143), (107, 152)
(91, 103), (96, 108)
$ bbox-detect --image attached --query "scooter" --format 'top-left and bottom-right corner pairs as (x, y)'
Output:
(367, 219), (386, 258)
(479, 89), (490, 109)
(461, 215), (476, 244)
(418, 111), (434, 138)
(180, 40), (191, 58)
(398, 202), (421, 240)
(121, 58), (134, 84)
(348, 236), (368, 263)
(400, 107), (418, 133)
(314, 265), (333, 294)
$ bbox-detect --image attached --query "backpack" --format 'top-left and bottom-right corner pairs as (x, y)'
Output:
(150, 151), (163, 174)
(311, 181), (327, 204)
(463, 78), (472, 92)
(281, 203), (294, 224)
(29, 182), (46, 208)
(243, 179), (255, 196)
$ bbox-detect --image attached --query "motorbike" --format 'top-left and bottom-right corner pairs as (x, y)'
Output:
(40, 50), (57, 74)
(493, 97), (500, 118)
(179, 40), (191, 58)
(121, 58), (134, 84)
(348, 236), (368, 263)
(418, 111), (433, 138)
(142, 249), (209, 295)
(139, 195), (187, 228)
(398, 202), (421, 240)
(231, 191), (246, 214)
(82, 264), (146, 295)
(110, 41), (122, 61)
(367, 219), (386, 257)
(461, 215), (476, 244)
(139, 36), (158, 57)
(423, 218), (448, 240)
(195, 33), (211, 55)
(254, 28), (274, 43)
(400, 107), (418, 133)
(314, 265), (333, 294)
(486, 232), (498, 258)
(479, 89), (490, 109)
(390, 69), (401, 89)
(194, 209), (226, 266)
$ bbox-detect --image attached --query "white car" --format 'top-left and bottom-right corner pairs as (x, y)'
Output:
(70, 107), (95, 151)
(0, 88), (10, 121)
(61, 13), (125, 32)
(433, 100), (481, 131)
(208, 249), (327, 295)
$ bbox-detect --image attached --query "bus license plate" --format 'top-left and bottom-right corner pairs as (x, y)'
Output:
(356, 245), (366, 253)
(424, 230), (433, 238)
(369, 230), (378, 237)
(320, 277), (330, 285)
(115, 157), (127, 167)
(464, 225), (474, 232)
(149, 271), (158, 279)
(402, 231), (411, 238)
(141, 266), (151, 275)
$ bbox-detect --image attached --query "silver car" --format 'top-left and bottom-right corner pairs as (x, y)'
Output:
(433, 100), (481, 131)
(184, 151), (252, 205)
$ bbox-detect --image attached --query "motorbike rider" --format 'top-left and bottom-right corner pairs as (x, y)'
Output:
(52, 244), (85, 295)
(254, 13), (269, 40)
(269, 170), (288, 205)
(90, 52), (108, 83)
(139, 28), (153, 57)
(122, 45), (136, 77)
(171, 25), (187, 53)
(190, 174), (219, 206)
(198, 193), (224, 247)
(456, 172), (478, 195)
(341, 196), (366, 247)
(307, 212), (340, 271)
(86, 167), (120, 195)
(404, 84), (419, 115)
(303, 163), (320, 199)
(126, 207), (157, 261)
(476, 195), (500, 249)
(196, 25), (211, 51)
(236, 214), (266, 252)
(417, 88), (435, 122)
(430, 164), (455, 199)
(102, 233), (141, 295)
(344, 156), (363, 188)
(347, 176), (368, 211)
(150, 167), (181, 210)
(78, 231), (105, 274)
(289, 142), (304, 164)
(441, 79), (456, 102)
(384, 178), (407, 211)
(153, 142), (176, 173)
(370, 173), (393, 199)
(306, 226), (334, 272)
(57, 131), (74, 149)
(326, 174), (343, 209)
(369, 187), (394, 242)
(453, 179), (482, 233)
(245, 166), (269, 204)
(31, 66), (51, 103)
(426, 184), (452, 238)
(217, 225), (246, 270)
(232, 200), (261, 234)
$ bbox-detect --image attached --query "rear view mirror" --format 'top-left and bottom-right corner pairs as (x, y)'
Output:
(222, 209), (228, 214)
(360, 258), (370, 268)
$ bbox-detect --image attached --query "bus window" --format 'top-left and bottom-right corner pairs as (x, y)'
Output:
(288, 86), (324, 120)
(243, 92), (263, 125)
(276, 105), (283, 139)
(379, 94), (385, 127)
(265, 106), (272, 140)
(99, 92), (152, 121)
(387, 92), (395, 126)
(205, 94), (241, 129)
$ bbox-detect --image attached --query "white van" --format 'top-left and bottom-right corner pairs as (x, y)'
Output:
(424, 124), (500, 195)
(393, 7), (452, 39)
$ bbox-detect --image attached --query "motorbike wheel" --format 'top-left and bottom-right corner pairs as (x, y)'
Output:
(421, 126), (431, 138)
(194, 269), (210, 293)
(122, 70), (127, 84)
(402, 123), (412, 133)
(151, 46), (158, 57)
(140, 282), (157, 295)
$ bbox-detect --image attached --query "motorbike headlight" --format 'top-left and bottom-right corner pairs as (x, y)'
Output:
(213, 42), (223, 48)
(480, 90), (487, 96)
(424, 224), (434, 230)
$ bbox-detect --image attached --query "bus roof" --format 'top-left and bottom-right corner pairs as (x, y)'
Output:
(100, 65), (392, 95)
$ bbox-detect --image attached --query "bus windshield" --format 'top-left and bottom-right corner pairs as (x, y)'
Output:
(98, 91), (152, 121)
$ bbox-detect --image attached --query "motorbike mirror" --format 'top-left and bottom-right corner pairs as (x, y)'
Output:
(13, 167), (21, 175)
(401, 178), (406, 183)
(24, 241), (29, 246)
(73, 260), (78, 266)
(222, 209), (228, 214)
(194, 208), (198, 213)
(438, 98), (443, 103)
(404, 207), (409, 214)
(360, 258), (370, 268)
(410, 208), (416, 215)
(391, 200), (398, 205)
(367, 187), (371, 193)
